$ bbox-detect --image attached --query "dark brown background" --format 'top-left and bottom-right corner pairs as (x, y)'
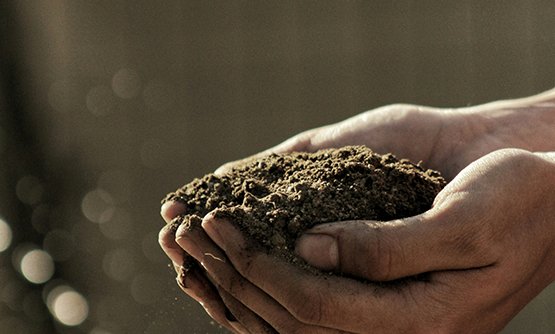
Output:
(1, 1), (554, 333)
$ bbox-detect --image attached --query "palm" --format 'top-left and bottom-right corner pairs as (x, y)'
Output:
(242, 105), (473, 180)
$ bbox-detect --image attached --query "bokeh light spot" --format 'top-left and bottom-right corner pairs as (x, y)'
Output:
(0, 218), (13, 252)
(81, 189), (115, 224)
(47, 285), (89, 326)
(20, 249), (55, 284)
(86, 85), (116, 116)
(112, 68), (141, 99)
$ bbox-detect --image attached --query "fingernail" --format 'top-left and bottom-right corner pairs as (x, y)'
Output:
(176, 265), (191, 289)
(161, 201), (186, 224)
(295, 234), (338, 270)
(176, 271), (188, 289)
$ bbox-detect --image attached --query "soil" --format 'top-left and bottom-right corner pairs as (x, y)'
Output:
(162, 145), (446, 272)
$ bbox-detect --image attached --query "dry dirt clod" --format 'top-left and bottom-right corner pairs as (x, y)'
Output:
(162, 145), (446, 274)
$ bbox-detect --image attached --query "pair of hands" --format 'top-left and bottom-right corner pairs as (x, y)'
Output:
(160, 95), (555, 333)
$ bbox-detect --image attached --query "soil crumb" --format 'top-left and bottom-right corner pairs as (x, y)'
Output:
(162, 146), (446, 270)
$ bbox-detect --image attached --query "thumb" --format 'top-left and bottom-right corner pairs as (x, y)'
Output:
(295, 210), (495, 281)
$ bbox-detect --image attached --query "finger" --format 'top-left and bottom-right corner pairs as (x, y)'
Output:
(174, 263), (210, 304)
(202, 215), (415, 333)
(161, 220), (236, 331)
(175, 218), (343, 333)
(159, 222), (186, 265)
(174, 264), (237, 333)
(294, 152), (544, 281)
(294, 207), (497, 282)
(174, 222), (295, 330)
(161, 200), (187, 224)
(218, 288), (277, 334)
(296, 206), (496, 281)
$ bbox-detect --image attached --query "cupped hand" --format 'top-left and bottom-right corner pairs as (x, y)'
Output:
(215, 92), (555, 181)
(179, 149), (555, 333)
(159, 91), (555, 332)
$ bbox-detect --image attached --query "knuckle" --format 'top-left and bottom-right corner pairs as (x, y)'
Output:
(224, 274), (246, 295)
(487, 149), (539, 179)
(290, 303), (321, 324)
(287, 286), (325, 324)
(293, 130), (317, 152)
(231, 249), (256, 278)
(366, 226), (398, 281)
(434, 200), (499, 265)
(384, 103), (422, 117)
(450, 225), (480, 257)
(450, 220), (499, 265)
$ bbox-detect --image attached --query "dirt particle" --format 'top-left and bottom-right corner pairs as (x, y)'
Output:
(162, 146), (446, 272)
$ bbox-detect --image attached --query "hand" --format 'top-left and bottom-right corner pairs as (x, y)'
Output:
(159, 91), (555, 332)
(215, 90), (555, 181)
(177, 149), (555, 333)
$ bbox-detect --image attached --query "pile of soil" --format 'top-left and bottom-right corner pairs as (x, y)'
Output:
(162, 146), (446, 270)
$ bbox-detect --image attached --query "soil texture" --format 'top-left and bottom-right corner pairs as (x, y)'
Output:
(163, 146), (446, 272)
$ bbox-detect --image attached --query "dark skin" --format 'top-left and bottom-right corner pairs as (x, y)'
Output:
(160, 90), (555, 333)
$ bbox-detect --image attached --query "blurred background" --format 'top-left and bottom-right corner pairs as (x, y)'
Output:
(1, 1), (554, 333)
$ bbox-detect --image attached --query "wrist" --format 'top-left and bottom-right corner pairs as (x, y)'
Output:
(460, 91), (555, 153)
(507, 150), (555, 284)
(541, 153), (555, 281)
(532, 151), (555, 281)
